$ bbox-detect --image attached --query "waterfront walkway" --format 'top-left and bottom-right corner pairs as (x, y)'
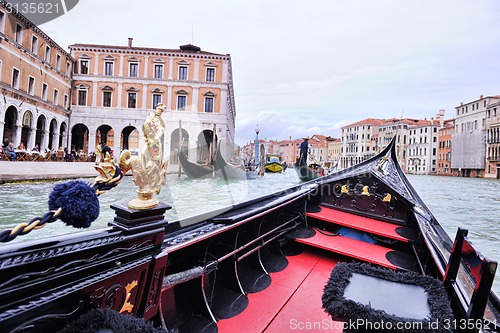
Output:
(0, 161), (97, 183)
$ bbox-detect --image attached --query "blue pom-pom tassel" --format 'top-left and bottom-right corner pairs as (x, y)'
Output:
(48, 180), (100, 228)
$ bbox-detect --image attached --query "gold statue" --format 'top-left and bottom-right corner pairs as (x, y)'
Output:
(119, 103), (168, 209)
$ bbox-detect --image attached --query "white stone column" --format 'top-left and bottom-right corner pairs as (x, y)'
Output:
(168, 58), (173, 79)
(14, 124), (22, 147)
(0, 121), (5, 144)
(167, 85), (172, 111)
(113, 127), (121, 161)
(88, 130), (96, 151)
(52, 131), (59, 149)
(144, 56), (149, 78)
(117, 83), (123, 108)
(40, 129), (49, 151)
(27, 127), (36, 150)
(192, 87), (198, 112)
(66, 129), (72, 151)
(92, 83), (98, 107)
(119, 54), (124, 76)
(93, 52), (100, 75)
(142, 84), (148, 110)
(194, 59), (199, 81)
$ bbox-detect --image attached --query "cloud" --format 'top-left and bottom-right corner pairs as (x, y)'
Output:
(235, 109), (350, 143)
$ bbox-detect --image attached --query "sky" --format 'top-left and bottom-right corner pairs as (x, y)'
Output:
(40, 0), (500, 145)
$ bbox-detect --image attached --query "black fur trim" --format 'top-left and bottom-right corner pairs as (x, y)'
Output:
(57, 308), (165, 333)
(322, 262), (453, 333)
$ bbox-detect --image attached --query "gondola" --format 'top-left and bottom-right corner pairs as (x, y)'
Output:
(295, 158), (320, 181)
(178, 147), (214, 178)
(179, 145), (249, 181)
(1, 137), (499, 333)
(213, 145), (247, 181)
(244, 164), (260, 180)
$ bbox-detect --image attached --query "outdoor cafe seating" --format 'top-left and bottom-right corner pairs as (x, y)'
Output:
(0, 148), (97, 162)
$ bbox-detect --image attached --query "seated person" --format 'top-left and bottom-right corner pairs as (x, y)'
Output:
(65, 148), (73, 162)
(4, 142), (17, 161)
(17, 142), (25, 150)
(56, 147), (64, 161)
(46, 148), (53, 160)
(70, 148), (78, 161)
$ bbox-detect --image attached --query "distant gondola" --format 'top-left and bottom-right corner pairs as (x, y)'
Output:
(213, 145), (247, 180)
(244, 164), (260, 180)
(178, 147), (214, 178)
(295, 159), (320, 182)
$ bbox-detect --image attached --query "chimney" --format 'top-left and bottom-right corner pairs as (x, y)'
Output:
(480, 95), (483, 99)
(128, 38), (133, 48)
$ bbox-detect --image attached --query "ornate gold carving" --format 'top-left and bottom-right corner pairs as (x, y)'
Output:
(341, 185), (349, 194)
(119, 103), (168, 209)
(119, 280), (138, 314)
(361, 185), (371, 196)
(94, 153), (121, 196)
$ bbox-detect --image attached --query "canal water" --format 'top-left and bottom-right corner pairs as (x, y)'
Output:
(0, 171), (499, 293)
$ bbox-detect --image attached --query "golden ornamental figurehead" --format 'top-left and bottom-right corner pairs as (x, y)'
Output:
(119, 103), (168, 209)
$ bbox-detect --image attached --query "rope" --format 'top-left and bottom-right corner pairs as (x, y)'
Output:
(92, 164), (124, 196)
(0, 163), (123, 243)
(0, 208), (62, 243)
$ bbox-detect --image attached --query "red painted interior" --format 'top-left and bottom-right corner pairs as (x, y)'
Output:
(217, 248), (344, 333)
(307, 206), (410, 242)
(295, 231), (398, 270)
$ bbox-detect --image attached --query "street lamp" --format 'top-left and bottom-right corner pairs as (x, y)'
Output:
(254, 125), (260, 163)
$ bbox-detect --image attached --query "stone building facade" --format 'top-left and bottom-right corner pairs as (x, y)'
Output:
(436, 119), (455, 176)
(406, 120), (440, 175)
(485, 99), (500, 178)
(326, 137), (341, 168)
(69, 40), (237, 165)
(0, 2), (73, 152)
(451, 95), (498, 177)
(1, 5), (237, 169)
(340, 118), (383, 169)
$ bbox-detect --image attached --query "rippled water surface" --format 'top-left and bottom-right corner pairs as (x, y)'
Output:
(1, 171), (499, 293)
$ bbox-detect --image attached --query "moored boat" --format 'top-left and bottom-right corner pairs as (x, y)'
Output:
(213, 144), (247, 181)
(264, 154), (284, 173)
(0, 137), (499, 333)
(178, 147), (214, 179)
(180, 144), (249, 181)
(244, 164), (260, 180)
